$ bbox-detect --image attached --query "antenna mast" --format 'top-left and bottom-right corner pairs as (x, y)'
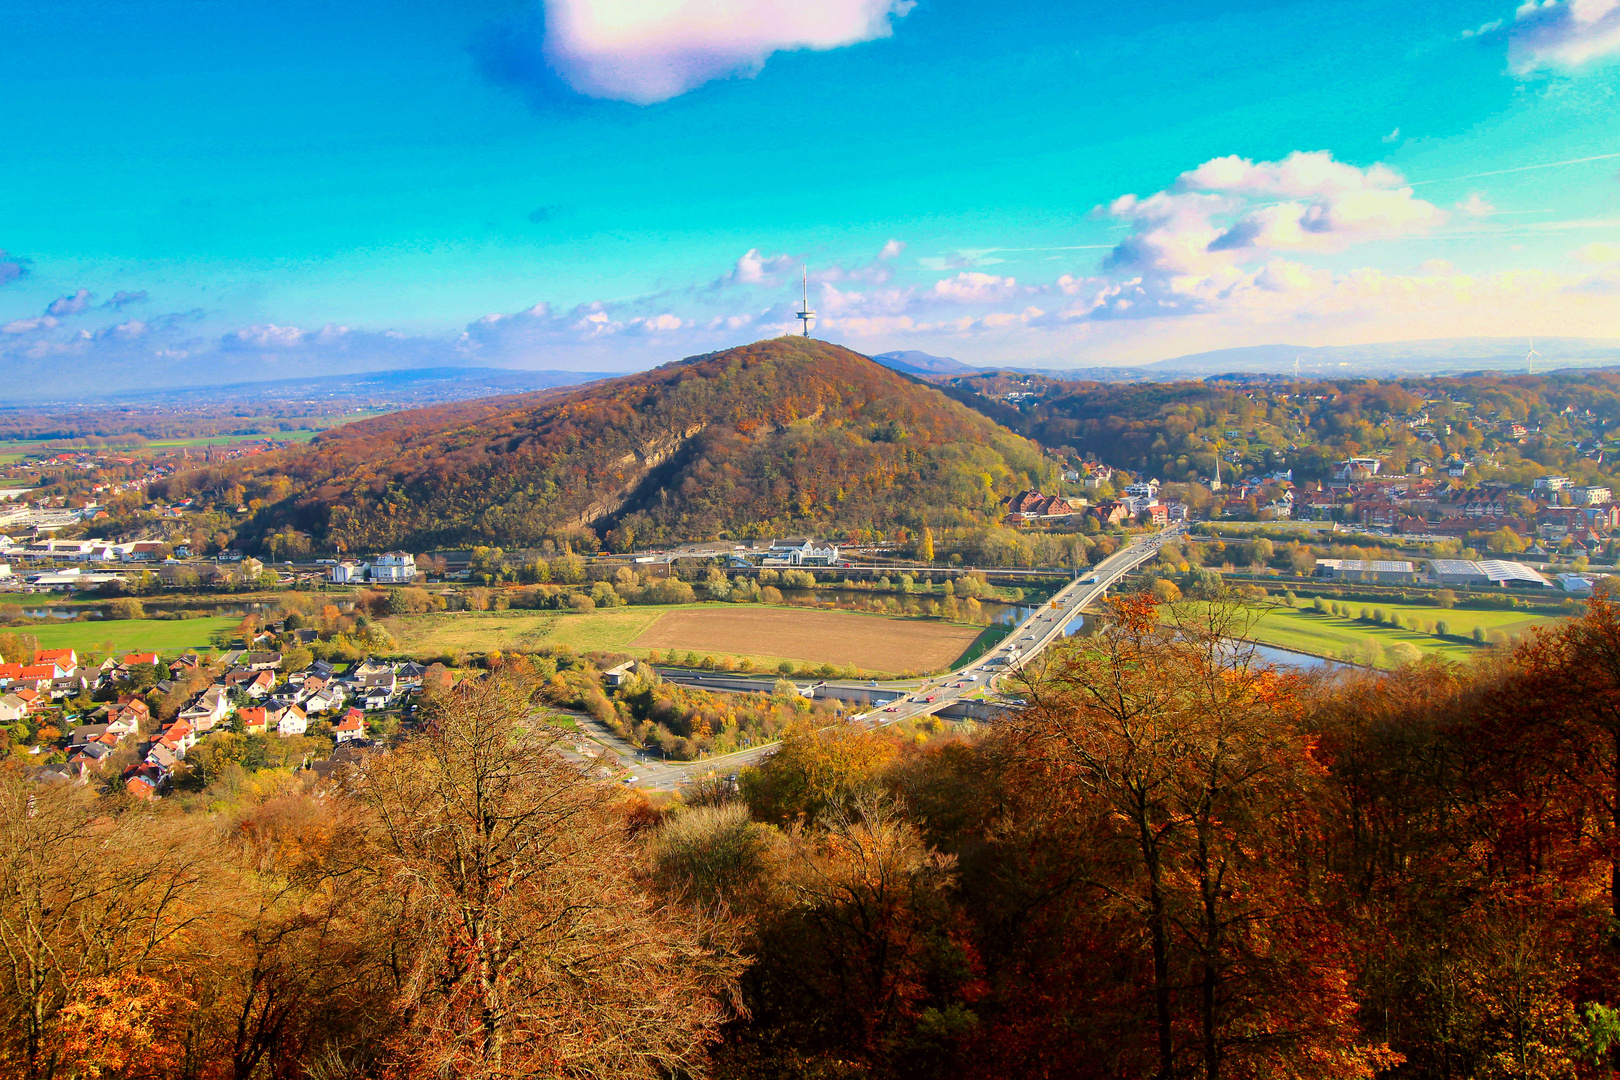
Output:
(796, 268), (816, 338)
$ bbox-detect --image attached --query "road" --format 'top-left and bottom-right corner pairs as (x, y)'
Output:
(584, 525), (1185, 791)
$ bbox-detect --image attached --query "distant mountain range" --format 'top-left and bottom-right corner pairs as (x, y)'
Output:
(882, 338), (1620, 382)
(48, 366), (612, 408)
(1141, 338), (1620, 378)
(870, 351), (982, 376)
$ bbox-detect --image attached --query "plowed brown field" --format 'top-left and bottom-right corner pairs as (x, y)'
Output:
(631, 607), (981, 672)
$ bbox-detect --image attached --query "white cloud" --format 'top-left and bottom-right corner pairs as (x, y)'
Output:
(930, 272), (1020, 303)
(1092, 152), (1449, 320)
(542, 0), (915, 103)
(1507, 0), (1620, 71)
(1457, 193), (1497, 216)
(877, 238), (905, 260)
(729, 248), (796, 286)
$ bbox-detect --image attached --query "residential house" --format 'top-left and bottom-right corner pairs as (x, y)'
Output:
(224, 669), (275, 698)
(154, 719), (197, 758)
(121, 651), (159, 668)
(169, 654), (201, 678)
(242, 651), (282, 672)
(330, 561), (366, 584)
(34, 649), (77, 677)
(124, 763), (166, 798)
(0, 694), (26, 724)
(238, 707), (269, 736)
(1089, 500), (1130, 526)
(178, 686), (229, 731)
(358, 672), (395, 710)
(277, 705), (308, 737)
(334, 708), (367, 744)
(68, 742), (115, 770)
(1002, 490), (1082, 524)
(105, 697), (149, 734)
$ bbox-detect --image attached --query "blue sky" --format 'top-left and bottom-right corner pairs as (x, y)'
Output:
(3, 0), (1619, 383)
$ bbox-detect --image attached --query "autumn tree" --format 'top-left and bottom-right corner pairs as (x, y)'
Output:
(1002, 595), (1389, 1079)
(342, 661), (744, 1078)
(0, 779), (218, 1079)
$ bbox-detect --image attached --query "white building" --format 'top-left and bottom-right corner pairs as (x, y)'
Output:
(330, 561), (366, 584)
(277, 706), (308, 737)
(370, 551), (417, 583)
(1123, 478), (1160, 499)
(1533, 475), (1573, 492)
(765, 538), (841, 566)
(1333, 457), (1383, 480)
(1573, 486), (1612, 506)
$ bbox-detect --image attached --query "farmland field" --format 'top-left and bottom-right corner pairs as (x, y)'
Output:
(387, 603), (983, 674)
(387, 609), (656, 657)
(631, 607), (980, 673)
(1245, 601), (1565, 667)
(13, 616), (239, 657)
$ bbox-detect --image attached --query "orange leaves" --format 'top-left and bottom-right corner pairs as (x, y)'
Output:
(52, 973), (195, 1080)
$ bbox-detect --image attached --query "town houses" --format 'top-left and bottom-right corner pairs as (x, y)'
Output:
(12, 644), (433, 797)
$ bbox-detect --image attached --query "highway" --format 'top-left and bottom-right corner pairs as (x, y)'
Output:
(583, 525), (1185, 791)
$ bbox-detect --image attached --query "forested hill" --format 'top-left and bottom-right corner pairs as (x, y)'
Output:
(171, 338), (1052, 554)
(940, 369), (1620, 486)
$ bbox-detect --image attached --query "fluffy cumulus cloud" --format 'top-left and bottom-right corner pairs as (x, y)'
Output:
(1084, 151), (1449, 320)
(1507, 0), (1620, 71)
(541, 0), (915, 103)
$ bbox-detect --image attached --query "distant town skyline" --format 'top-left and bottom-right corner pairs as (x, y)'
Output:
(3, 0), (1620, 380)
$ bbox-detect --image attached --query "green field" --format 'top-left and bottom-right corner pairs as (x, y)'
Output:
(15, 616), (239, 658)
(1245, 601), (1564, 667)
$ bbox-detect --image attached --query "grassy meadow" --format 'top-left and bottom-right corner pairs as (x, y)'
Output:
(16, 616), (240, 658)
(1245, 600), (1564, 667)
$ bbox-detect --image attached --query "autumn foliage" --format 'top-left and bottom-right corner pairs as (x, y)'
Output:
(10, 598), (1620, 1077)
(161, 339), (1051, 554)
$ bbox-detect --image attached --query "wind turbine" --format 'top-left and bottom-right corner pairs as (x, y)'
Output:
(1526, 338), (1540, 375)
(796, 268), (816, 338)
